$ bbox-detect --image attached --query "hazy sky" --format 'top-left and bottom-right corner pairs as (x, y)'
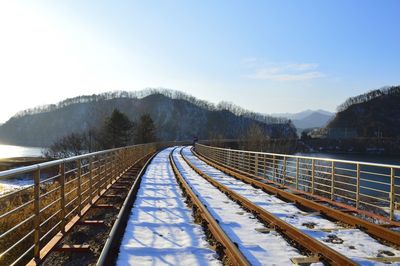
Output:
(0, 1), (399, 123)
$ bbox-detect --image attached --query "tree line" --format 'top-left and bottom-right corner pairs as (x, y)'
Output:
(337, 85), (400, 112)
(13, 89), (289, 125)
(44, 109), (156, 158)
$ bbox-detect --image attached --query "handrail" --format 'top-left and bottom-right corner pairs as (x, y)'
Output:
(0, 141), (189, 265)
(0, 141), (188, 179)
(196, 143), (400, 168)
(195, 143), (400, 221)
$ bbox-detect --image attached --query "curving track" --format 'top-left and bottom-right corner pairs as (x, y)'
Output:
(116, 148), (221, 265)
(182, 146), (400, 265)
(114, 147), (400, 265)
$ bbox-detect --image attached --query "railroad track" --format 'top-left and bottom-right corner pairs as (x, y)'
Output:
(170, 147), (355, 265)
(115, 147), (222, 266)
(191, 147), (400, 238)
(181, 146), (400, 264)
(37, 146), (400, 265)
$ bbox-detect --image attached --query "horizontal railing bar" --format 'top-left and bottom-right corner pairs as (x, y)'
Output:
(39, 186), (60, 199)
(39, 221), (62, 242)
(10, 244), (34, 266)
(361, 179), (391, 186)
(39, 209), (61, 228)
(0, 199), (34, 220)
(359, 186), (389, 195)
(0, 214), (35, 239)
(197, 144), (400, 169)
(0, 230), (34, 259)
(40, 198), (60, 214)
(39, 174), (61, 185)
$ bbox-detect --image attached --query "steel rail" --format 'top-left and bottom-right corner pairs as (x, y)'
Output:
(97, 152), (157, 266)
(169, 149), (250, 266)
(181, 149), (356, 266)
(193, 148), (400, 247)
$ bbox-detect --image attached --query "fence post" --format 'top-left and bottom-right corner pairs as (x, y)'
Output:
(77, 159), (82, 215)
(311, 159), (315, 195)
(273, 155), (276, 182)
(113, 152), (116, 180)
(33, 168), (41, 262)
(227, 148), (231, 167)
(60, 162), (66, 233)
(255, 153), (259, 176)
(331, 161), (335, 200)
(89, 157), (93, 203)
(98, 155), (103, 196)
(296, 158), (299, 190)
(263, 154), (267, 179)
(283, 157), (287, 185)
(390, 167), (395, 220)
(356, 163), (360, 209)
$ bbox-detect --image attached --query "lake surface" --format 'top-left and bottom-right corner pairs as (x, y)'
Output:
(0, 144), (45, 195)
(296, 152), (400, 166)
(0, 144), (44, 159)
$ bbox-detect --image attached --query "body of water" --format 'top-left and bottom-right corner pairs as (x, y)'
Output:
(296, 152), (400, 166)
(0, 144), (45, 195)
(0, 144), (44, 159)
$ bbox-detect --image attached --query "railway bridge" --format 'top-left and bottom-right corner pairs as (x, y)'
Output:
(1, 142), (400, 265)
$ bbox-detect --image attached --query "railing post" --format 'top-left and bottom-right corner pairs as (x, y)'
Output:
(255, 153), (259, 176)
(331, 161), (335, 200)
(273, 155), (276, 182)
(390, 167), (395, 220)
(60, 162), (66, 233)
(311, 159), (315, 195)
(106, 154), (110, 183)
(283, 157), (287, 185)
(296, 158), (299, 190)
(98, 155), (103, 195)
(77, 159), (82, 215)
(263, 154), (267, 179)
(356, 163), (360, 209)
(33, 168), (40, 262)
(113, 152), (117, 179)
(227, 148), (231, 167)
(89, 157), (93, 203)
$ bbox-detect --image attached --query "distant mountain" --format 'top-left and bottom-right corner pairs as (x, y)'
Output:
(272, 110), (334, 130)
(0, 89), (296, 147)
(326, 85), (400, 138)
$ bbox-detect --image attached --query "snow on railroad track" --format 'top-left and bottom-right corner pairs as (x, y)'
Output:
(173, 147), (305, 266)
(183, 147), (400, 265)
(116, 148), (221, 266)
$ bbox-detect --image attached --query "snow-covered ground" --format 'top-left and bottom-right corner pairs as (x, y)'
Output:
(0, 178), (33, 196)
(173, 148), (304, 265)
(183, 147), (400, 265)
(116, 148), (221, 266)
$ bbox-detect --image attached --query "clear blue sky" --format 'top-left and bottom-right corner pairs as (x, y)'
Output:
(0, 1), (399, 122)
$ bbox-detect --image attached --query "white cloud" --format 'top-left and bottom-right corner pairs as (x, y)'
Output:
(243, 60), (324, 81)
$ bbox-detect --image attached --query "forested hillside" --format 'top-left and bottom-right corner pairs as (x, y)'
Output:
(0, 89), (296, 146)
(326, 86), (400, 138)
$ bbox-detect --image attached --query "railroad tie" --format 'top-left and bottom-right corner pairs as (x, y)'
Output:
(54, 244), (91, 252)
(76, 220), (105, 226)
(94, 204), (116, 209)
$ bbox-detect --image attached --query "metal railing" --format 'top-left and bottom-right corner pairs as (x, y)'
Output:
(195, 143), (400, 221)
(0, 141), (184, 265)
